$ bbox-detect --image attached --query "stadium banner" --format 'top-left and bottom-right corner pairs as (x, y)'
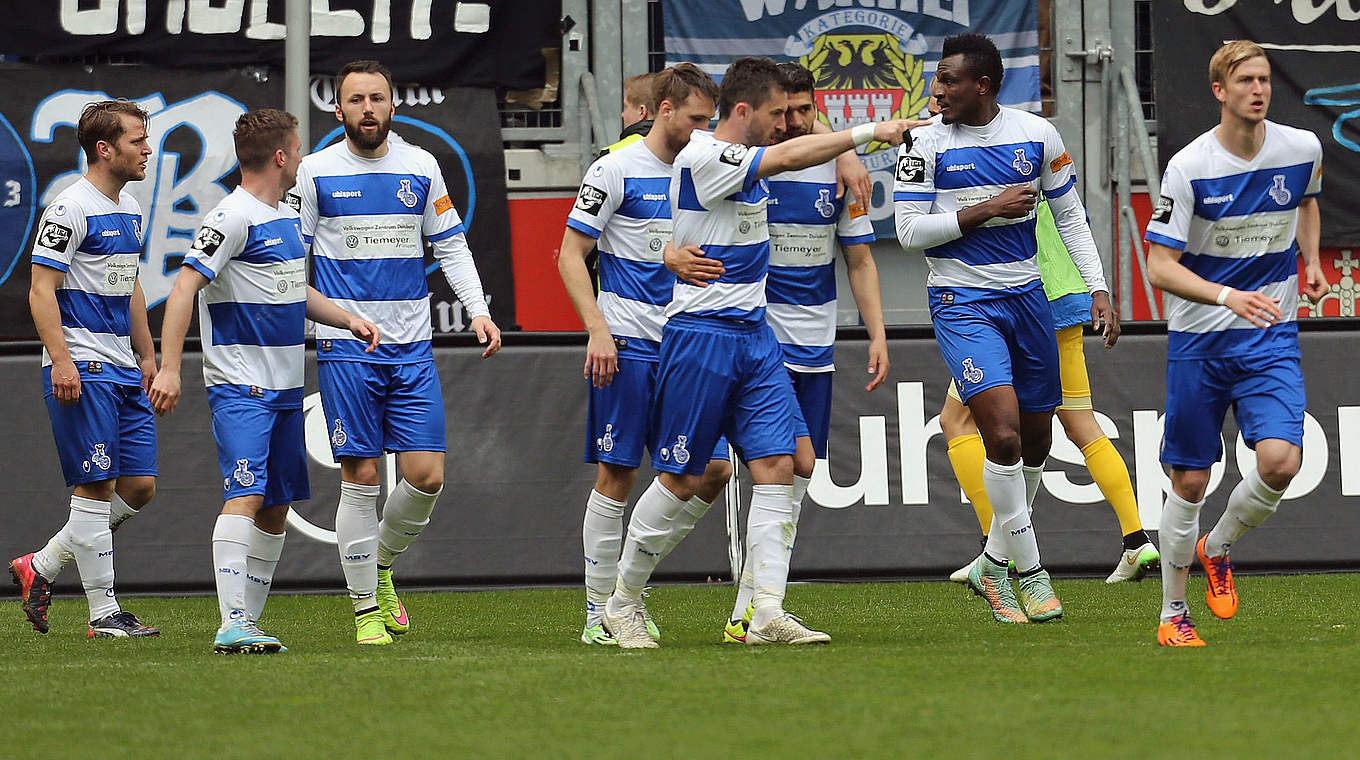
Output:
(662, 0), (1040, 241)
(0, 0), (553, 90)
(0, 63), (514, 340)
(2, 328), (1357, 591)
(1152, 1), (1360, 247)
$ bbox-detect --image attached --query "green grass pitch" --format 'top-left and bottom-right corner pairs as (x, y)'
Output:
(4, 574), (1358, 758)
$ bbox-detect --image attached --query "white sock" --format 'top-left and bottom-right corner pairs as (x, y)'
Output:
(657, 495), (713, 560)
(377, 479), (440, 568)
(1022, 462), (1044, 510)
(747, 483), (795, 629)
(1206, 468), (1283, 558)
(982, 459), (1040, 572)
(67, 496), (119, 621)
(583, 490), (626, 623)
(109, 493), (139, 532)
(731, 561), (754, 623)
(792, 474), (810, 513)
(611, 478), (685, 606)
(336, 481), (381, 612)
(245, 526), (286, 622)
(32, 532), (74, 580)
(1159, 490), (1202, 621)
(211, 513), (254, 630)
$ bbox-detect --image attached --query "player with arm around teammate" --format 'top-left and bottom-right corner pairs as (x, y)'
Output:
(600, 56), (918, 648)
(895, 34), (1114, 624)
(294, 60), (502, 646)
(10, 101), (161, 638)
(149, 109), (379, 654)
(1144, 41), (1328, 647)
(557, 64), (734, 646)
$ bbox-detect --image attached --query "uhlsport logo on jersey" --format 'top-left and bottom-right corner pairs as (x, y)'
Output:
(396, 178), (419, 208)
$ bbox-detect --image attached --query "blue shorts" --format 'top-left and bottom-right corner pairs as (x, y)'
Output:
(585, 357), (730, 467)
(789, 369), (832, 458)
(1048, 291), (1093, 331)
(43, 375), (158, 487)
(650, 315), (796, 475)
(317, 360), (446, 460)
(212, 400), (309, 507)
(1161, 352), (1305, 470)
(931, 284), (1061, 413)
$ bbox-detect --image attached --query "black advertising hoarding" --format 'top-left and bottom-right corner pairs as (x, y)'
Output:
(1151, 1), (1360, 246)
(2, 330), (1357, 590)
(0, 64), (514, 339)
(0, 0), (554, 90)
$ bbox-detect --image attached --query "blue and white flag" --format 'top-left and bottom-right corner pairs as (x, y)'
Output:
(664, 0), (1040, 237)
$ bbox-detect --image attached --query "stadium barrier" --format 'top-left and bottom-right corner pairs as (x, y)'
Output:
(2, 322), (1357, 592)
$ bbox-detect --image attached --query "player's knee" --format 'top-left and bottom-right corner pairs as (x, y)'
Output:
(341, 458), (381, 486)
(594, 463), (637, 501)
(121, 481), (155, 509)
(702, 458), (734, 488)
(939, 405), (972, 440)
(979, 429), (1022, 464)
(76, 480), (117, 502)
(1257, 452), (1300, 490)
(406, 471), (444, 494)
(1171, 469), (1211, 502)
(793, 452), (815, 480)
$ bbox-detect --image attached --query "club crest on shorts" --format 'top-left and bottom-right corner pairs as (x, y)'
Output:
(597, 423), (615, 453)
(331, 418), (348, 448)
(670, 435), (691, 465)
(90, 443), (112, 471)
(1012, 148), (1034, 176)
(961, 357), (984, 385)
(396, 178), (419, 208)
(232, 459), (255, 487)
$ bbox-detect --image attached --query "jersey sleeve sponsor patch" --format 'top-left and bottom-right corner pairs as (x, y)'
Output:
(38, 220), (73, 252)
(433, 194), (454, 215)
(720, 143), (750, 166)
(896, 155), (925, 183)
(1150, 195), (1174, 224)
(1049, 151), (1072, 174)
(848, 201), (868, 218)
(575, 184), (607, 214)
(192, 226), (226, 256)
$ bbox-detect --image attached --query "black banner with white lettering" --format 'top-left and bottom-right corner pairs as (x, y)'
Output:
(1, 327), (1356, 592)
(0, 63), (514, 340)
(1, 0), (555, 90)
(1152, 2), (1360, 246)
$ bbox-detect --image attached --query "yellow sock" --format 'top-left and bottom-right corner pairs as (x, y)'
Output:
(1080, 436), (1142, 536)
(946, 433), (992, 534)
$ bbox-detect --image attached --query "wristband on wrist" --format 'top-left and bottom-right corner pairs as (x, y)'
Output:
(1215, 285), (1233, 306)
(851, 122), (876, 146)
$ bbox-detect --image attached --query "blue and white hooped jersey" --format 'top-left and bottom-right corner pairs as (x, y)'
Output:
(184, 187), (308, 409)
(294, 140), (467, 363)
(893, 107), (1076, 304)
(668, 131), (770, 322)
(30, 177), (143, 386)
(566, 139), (674, 361)
(1145, 120), (1321, 360)
(766, 159), (875, 371)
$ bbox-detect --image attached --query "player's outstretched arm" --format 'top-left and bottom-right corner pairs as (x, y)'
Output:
(843, 242), (889, 391)
(664, 241), (724, 288)
(148, 267), (209, 415)
(30, 265), (80, 406)
(305, 286), (380, 353)
(558, 226), (617, 387)
(1297, 197), (1330, 301)
(1147, 242), (1281, 328)
(758, 119), (925, 180)
(130, 279), (157, 392)
(811, 119), (874, 204)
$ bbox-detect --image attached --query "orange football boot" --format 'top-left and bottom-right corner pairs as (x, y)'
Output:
(1157, 613), (1207, 647)
(1196, 535), (1238, 619)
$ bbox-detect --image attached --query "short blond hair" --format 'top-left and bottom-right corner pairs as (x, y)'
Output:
(623, 72), (658, 113)
(1209, 40), (1266, 87)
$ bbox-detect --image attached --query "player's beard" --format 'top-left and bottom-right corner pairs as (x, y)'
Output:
(345, 113), (391, 152)
(111, 145), (146, 183)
